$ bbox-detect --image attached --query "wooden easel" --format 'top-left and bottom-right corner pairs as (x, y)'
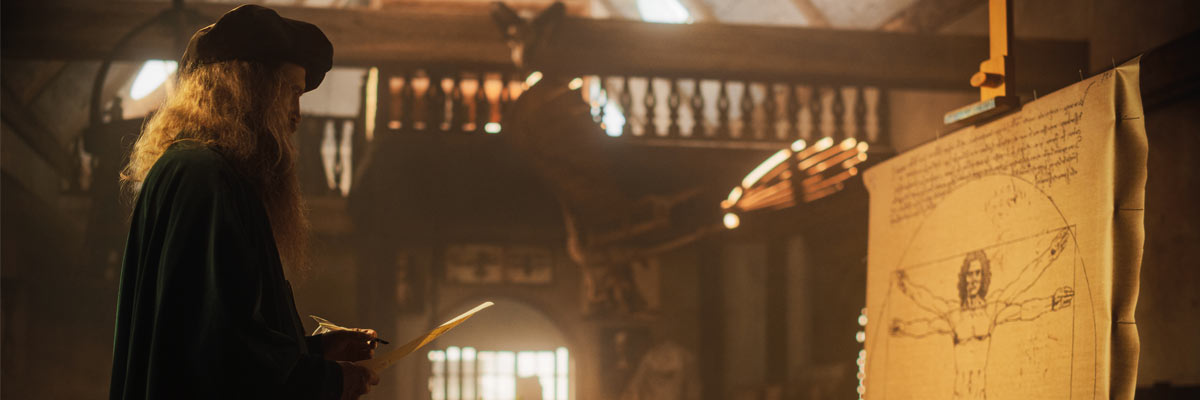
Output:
(943, 0), (1019, 129)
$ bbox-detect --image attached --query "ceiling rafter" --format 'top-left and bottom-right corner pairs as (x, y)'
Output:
(2, 1), (1085, 91)
(878, 0), (984, 33)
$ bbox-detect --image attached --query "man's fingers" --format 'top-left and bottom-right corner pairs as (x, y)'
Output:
(368, 368), (381, 385)
(351, 328), (378, 338)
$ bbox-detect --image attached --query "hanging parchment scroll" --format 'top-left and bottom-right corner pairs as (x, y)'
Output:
(863, 59), (1145, 400)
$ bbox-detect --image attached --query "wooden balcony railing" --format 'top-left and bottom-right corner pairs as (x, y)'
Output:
(370, 68), (890, 149)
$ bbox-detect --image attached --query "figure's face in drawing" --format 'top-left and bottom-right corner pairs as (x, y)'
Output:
(958, 250), (990, 307)
(965, 260), (984, 297)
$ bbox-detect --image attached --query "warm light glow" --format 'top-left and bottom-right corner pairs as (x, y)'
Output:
(412, 74), (431, 94)
(839, 137), (858, 151)
(741, 149), (790, 188)
(726, 186), (744, 205)
(603, 102), (625, 137)
(723, 212), (740, 229)
(485, 122), (502, 134)
(556, 347), (569, 400)
(525, 71), (544, 88)
(856, 331), (866, 343)
(858, 314), (868, 326)
(568, 77), (584, 90)
(129, 60), (178, 100)
(814, 136), (834, 151)
(637, 0), (692, 24)
(517, 351), (537, 378)
(365, 67), (378, 141)
(790, 139), (807, 152)
(843, 152), (868, 169)
(857, 141), (870, 153)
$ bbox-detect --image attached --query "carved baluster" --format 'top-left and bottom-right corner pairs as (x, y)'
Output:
(787, 83), (800, 141)
(475, 73), (488, 134)
(450, 73), (466, 132)
(690, 79), (705, 137)
(499, 73), (514, 121)
(408, 70), (424, 131)
(716, 80), (730, 139)
(667, 78), (681, 137)
(875, 88), (890, 150)
(644, 77), (658, 137)
(619, 76), (633, 137)
(809, 86), (823, 141)
(333, 118), (348, 190)
(764, 83), (778, 140)
(740, 81), (754, 139)
(596, 77), (607, 126)
(387, 73), (403, 131)
(853, 87), (867, 141)
(831, 86), (845, 141)
(439, 75), (455, 131)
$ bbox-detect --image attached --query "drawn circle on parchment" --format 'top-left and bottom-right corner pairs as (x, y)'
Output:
(869, 175), (1097, 400)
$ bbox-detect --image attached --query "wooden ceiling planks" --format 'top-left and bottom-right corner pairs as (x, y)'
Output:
(2, 1), (1084, 91)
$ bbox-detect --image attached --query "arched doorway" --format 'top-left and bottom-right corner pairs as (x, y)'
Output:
(427, 299), (574, 400)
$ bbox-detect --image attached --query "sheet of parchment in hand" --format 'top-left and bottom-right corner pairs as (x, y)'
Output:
(357, 301), (494, 373)
(863, 59), (1146, 400)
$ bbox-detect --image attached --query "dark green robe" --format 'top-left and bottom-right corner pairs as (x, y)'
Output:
(110, 142), (341, 399)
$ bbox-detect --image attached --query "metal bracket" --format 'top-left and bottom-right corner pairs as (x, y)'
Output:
(944, 0), (1018, 130)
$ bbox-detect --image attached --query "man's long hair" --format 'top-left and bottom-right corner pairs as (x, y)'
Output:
(120, 60), (310, 278)
(957, 250), (991, 308)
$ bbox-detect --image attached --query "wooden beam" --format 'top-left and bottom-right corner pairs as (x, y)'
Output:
(14, 61), (69, 106)
(879, 0), (983, 33)
(1, 2), (513, 66)
(2, 1), (1085, 91)
(0, 85), (73, 178)
(536, 18), (1086, 92)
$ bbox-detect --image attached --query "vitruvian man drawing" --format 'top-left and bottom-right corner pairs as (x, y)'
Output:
(890, 228), (1073, 399)
(874, 175), (1093, 400)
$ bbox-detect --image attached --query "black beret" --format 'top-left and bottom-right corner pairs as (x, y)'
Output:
(181, 4), (333, 92)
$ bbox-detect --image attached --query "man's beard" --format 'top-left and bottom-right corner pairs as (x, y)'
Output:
(255, 111), (310, 279)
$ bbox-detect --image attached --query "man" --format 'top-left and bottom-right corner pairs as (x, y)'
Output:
(110, 5), (379, 399)
(889, 229), (1075, 400)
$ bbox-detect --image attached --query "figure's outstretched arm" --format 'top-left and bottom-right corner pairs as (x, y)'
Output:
(997, 286), (1074, 325)
(993, 229), (1071, 302)
(890, 316), (952, 339)
(895, 270), (955, 316)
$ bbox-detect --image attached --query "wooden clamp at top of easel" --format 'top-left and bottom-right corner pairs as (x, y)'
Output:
(943, 0), (1021, 130)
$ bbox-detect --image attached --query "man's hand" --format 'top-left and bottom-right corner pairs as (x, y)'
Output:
(1050, 229), (1070, 256)
(323, 329), (378, 362)
(895, 270), (909, 294)
(337, 361), (379, 400)
(1052, 286), (1075, 311)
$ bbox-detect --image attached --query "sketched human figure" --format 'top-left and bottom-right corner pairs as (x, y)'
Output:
(889, 229), (1075, 400)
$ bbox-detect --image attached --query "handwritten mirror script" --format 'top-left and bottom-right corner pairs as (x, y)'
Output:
(862, 60), (1145, 400)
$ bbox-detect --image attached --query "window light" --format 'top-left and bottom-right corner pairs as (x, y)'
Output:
(129, 60), (178, 100)
(637, 0), (692, 24)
